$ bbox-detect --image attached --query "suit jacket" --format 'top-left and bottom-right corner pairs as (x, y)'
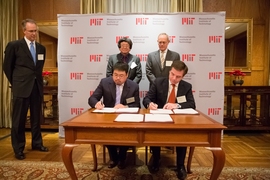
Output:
(3, 38), (46, 97)
(143, 77), (196, 109)
(88, 76), (141, 108)
(146, 50), (180, 85)
(106, 53), (142, 84)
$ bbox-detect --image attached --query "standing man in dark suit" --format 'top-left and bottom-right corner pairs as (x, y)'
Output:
(143, 61), (196, 180)
(106, 37), (142, 84)
(146, 33), (180, 87)
(89, 62), (140, 169)
(3, 19), (48, 160)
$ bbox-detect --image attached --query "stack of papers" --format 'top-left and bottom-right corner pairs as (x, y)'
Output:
(150, 109), (173, 114)
(114, 114), (144, 122)
(93, 107), (139, 113)
(144, 114), (173, 122)
(173, 108), (199, 114)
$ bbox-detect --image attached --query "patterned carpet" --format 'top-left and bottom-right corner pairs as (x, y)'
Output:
(0, 160), (270, 180)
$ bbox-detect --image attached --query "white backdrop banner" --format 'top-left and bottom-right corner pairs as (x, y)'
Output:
(58, 12), (225, 137)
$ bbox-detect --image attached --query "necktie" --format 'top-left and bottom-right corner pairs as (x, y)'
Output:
(30, 42), (36, 65)
(161, 51), (165, 68)
(115, 85), (121, 105)
(168, 84), (176, 103)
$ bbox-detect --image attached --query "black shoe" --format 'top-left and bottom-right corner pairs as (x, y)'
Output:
(177, 166), (187, 180)
(108, 160), (118, 168)
(15, 152), (25, 160)
(32, 145), (49, 152)
(117, 160), (126, 169)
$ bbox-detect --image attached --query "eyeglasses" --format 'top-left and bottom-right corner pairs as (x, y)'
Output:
(113, 73), (126, 78)
(158, 41), (168, 45)
(26, 30), (38, 33)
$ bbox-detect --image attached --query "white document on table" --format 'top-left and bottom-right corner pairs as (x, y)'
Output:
(93, 107), (139, 113)
(114, 114), (144, 122)
(144, 114), (173, 122)
(150, 109), (173, 114)
(115, 107), (139, 113)
(93, 107), (116, 113)
(173, 108), (199, 114)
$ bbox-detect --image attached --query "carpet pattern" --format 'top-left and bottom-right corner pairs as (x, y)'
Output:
(0, 160), (270, 180)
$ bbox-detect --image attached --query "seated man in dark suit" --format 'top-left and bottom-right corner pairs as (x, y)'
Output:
(89, 62), (140, 169)
(143, 60), (196, 180)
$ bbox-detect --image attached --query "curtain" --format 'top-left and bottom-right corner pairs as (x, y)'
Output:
(0, 0), (18, 128)
(81, 0), (203, 13)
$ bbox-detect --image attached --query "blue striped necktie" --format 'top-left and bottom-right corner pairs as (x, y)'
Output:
(30, 42), (36, 65)
(115, 85), (121, 105)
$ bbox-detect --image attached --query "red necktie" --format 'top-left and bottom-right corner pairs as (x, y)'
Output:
(168, 84), (176, 103)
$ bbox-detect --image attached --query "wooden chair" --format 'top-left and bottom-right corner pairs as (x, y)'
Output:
(91, 145), (194, 173)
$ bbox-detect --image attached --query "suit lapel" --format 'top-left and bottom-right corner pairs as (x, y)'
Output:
(155, 50), (162, 70)
(108, 78), (117, 101)
(21, 39), (33, 60)
(162, 79), (169, 103)
(21, 39), (36, 67)
(121, 81), (130, 103)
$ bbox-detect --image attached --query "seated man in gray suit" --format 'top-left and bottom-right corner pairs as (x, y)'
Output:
(89, 62), (140, 169)
(143, 61), (196, 180)
(106, 37), (142, 84)
(146, 33), (180, 87)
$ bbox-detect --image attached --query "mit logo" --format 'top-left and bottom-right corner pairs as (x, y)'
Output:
(90, 18), (103, 26)
(71, 108), (84, 115)
(169, 36), (176, 43)
(70, 37), (83, 44)
(136, 18), (149, 25)
(90, 55), (102, 62)
(136, 54), (148, 62)
(209, 36), (222, 43)
(182, 54), (195, 61)
(208, 108), (221, 115)
(139, 91), (148, 98)
(116, 36), (129, 43)
(182, 18), (195, 25)
(70, 72), (83, 80)
(209, 72), (222, 79)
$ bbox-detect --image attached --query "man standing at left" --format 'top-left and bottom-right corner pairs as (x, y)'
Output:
(3, 19), (48, 160)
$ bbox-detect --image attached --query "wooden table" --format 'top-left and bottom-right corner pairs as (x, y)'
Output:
(61, 109), (226, 180)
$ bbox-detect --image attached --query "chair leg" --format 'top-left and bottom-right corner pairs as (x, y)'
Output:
(145, 146), (148, 165)
(103, 145), (106, 164)
(132, 146), (136, 165)
(187, 147), (195, 173)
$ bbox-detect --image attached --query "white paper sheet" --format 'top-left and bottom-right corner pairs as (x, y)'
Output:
(144, 114), (173, 122)
(150, 109), (173, 114)
(114, 114), (144, 122)
(173, 108), (199, 114)
(93, 107), (139, 113)
(92, 107), (116, 113)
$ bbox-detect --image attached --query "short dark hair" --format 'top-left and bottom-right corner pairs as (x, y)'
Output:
(170, 60), (188, 76)
(113, 62), (129, 74)
(21, 19), (36, 30)
(117, 37), (133, 49)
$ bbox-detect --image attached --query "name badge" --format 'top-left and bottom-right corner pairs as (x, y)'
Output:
(165, 60), (173, 67)
(126, 97), (135, 104)
(177, 96), (187, 103)
(38, 54), (44, 60)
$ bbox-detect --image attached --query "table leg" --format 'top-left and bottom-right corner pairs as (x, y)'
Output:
(187, 147), (195, 173)
(62, 144), (78, 180)
(91, 144), (98, 171)
(206, 147), (225, 180)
